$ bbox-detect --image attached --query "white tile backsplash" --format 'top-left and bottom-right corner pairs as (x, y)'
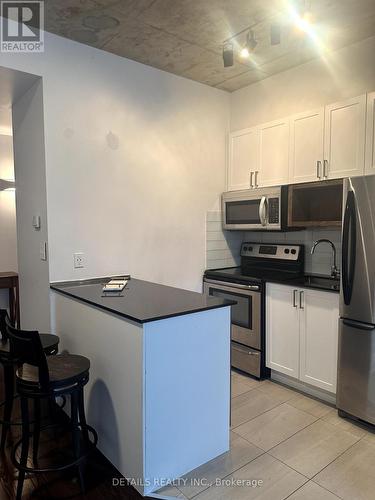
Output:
(206, 211), (342, 276)
(243, 227), (342, 275)
(206, 212), (242, 269)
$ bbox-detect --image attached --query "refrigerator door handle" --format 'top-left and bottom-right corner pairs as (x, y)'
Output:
(342, 319), (375, 331)
(342, 190), (356, 305)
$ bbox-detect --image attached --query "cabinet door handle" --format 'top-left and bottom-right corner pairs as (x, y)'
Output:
(293, 290), (298, 308)
(299, 291), (304, 309)
(317, 160), (322, 179)
(323, 160), (329, 179)
(250, 171), (254, 188)
(254, 171), (259, 188)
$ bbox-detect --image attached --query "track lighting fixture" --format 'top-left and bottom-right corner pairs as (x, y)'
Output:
(222, 28), (257, 67)
(270, 24), (281, 46)
(240, 30), (257, 59)
(222, 41), (234, 68)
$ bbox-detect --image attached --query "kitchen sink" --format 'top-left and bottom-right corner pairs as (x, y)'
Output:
(303, 275), (340, 291)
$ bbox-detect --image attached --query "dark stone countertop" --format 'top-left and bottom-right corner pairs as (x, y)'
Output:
(267, 274), (340, 294)
(50, 277), (235, 324)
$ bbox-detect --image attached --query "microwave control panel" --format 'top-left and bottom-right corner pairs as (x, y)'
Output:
(268, 197), (280, 224)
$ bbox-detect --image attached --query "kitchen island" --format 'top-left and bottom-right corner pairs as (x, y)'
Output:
(50, 277), (232, 496)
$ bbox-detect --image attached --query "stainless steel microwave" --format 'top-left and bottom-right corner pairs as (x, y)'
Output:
(222, 186), (288, 231)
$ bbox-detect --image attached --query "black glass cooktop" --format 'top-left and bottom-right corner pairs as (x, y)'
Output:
(204, 266), (302, 285)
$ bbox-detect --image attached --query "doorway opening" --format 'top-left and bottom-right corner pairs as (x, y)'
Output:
(0, 65), (50, 331)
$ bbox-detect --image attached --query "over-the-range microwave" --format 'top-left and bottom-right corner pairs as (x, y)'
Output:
(222, 186), (289, 231)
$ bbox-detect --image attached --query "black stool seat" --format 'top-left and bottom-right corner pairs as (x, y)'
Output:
(17, 354), (90, 389)
(0, 333), (59, 358)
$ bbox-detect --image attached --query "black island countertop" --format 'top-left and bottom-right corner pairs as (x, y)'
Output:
(50, 277), (235, 324)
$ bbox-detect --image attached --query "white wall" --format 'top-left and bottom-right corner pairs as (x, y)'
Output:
(0, 26), (229, 293)
(0, 121), (17, 309)
(12, 80), (51, 331)
(231, 36), (375, 131)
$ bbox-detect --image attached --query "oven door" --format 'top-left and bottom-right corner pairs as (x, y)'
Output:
(203, 279), (261, 350)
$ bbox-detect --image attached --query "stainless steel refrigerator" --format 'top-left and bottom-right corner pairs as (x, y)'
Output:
(337, 175), (375, 425)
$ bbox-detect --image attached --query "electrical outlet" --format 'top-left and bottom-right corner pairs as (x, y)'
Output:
(74, 252), (85, 269)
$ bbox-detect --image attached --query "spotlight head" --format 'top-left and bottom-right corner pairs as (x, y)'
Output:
(223, 42), (234, 67)
(240, 30), (257, 59)
(240, 47), (250, 59)
(270, 24), (281, 45)
(247, 30), (257, 51)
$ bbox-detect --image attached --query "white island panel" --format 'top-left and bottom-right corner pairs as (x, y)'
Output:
(143, 307), (231, 495)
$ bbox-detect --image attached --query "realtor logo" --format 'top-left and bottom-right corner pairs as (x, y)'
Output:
(1, 1), (44, 52)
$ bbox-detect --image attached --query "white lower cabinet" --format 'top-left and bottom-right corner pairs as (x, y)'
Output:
(266, 284), (300, 377)
(266, 283), (339, 393)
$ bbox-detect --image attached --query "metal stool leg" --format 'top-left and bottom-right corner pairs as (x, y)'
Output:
(78, 388), (89, 447)
(32, 399), (41, 465)
(1, 363), (15, 450)
(16, 397), (30, 500)
(71, 391), (85, 493)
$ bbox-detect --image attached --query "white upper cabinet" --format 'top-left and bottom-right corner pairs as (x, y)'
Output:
(258, 118), (290, 187)
(365, 91), (375, 175)
(227, 92), (370, 191)
(266, 283), (300, 378)
(324, 94), (366, 179)
(227, 127), (259, 191)
(289, 108), (325, 184)
(299, 289), (339, 393)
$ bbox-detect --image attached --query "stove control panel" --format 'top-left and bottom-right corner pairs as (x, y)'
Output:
(241, 243), (302, 261)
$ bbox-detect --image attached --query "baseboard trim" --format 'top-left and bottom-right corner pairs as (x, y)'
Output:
(270, 371), (337, 405)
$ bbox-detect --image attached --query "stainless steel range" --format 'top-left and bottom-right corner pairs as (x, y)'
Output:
(203, 242), (304, 378)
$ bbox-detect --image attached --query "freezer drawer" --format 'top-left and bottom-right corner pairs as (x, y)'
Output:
(337, 318), (375, 425)
(231, 342), (261, 378)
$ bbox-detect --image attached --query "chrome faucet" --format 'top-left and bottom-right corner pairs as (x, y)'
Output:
(311, 239), (340, 278)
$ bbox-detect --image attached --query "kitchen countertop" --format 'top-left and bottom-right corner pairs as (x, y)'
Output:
(51, 277), (235, 324)
(267, 274), (340, 293)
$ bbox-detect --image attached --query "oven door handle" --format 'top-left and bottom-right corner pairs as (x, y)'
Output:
(259, 196), (268, 226)
(204, 278), (261, 291)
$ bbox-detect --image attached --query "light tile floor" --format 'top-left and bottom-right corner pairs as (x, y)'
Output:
(155, 371), (375, 500)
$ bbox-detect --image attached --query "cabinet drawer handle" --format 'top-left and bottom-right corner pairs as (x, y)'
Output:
(299, 291), (304, 309)
(254, 170), (259, 188)
(317, 160), (322, 179)
(293, 290), (298, 308)
(323, 160), (329, 179)
(250, 171), (254, 188)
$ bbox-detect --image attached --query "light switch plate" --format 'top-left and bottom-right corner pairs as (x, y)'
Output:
(40, 241), (47, 261)
(74, 252), (85, 269)
(32, 215), (41, 230)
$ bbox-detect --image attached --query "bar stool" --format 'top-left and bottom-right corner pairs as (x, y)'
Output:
(6, 322), (97, 500)
(0, 309), (60, 450)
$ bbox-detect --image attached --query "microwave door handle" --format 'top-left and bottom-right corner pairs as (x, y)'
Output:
(259, 196), (267, 226)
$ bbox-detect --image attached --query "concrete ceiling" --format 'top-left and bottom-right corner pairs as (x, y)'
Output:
(41, 0), (375, 91)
